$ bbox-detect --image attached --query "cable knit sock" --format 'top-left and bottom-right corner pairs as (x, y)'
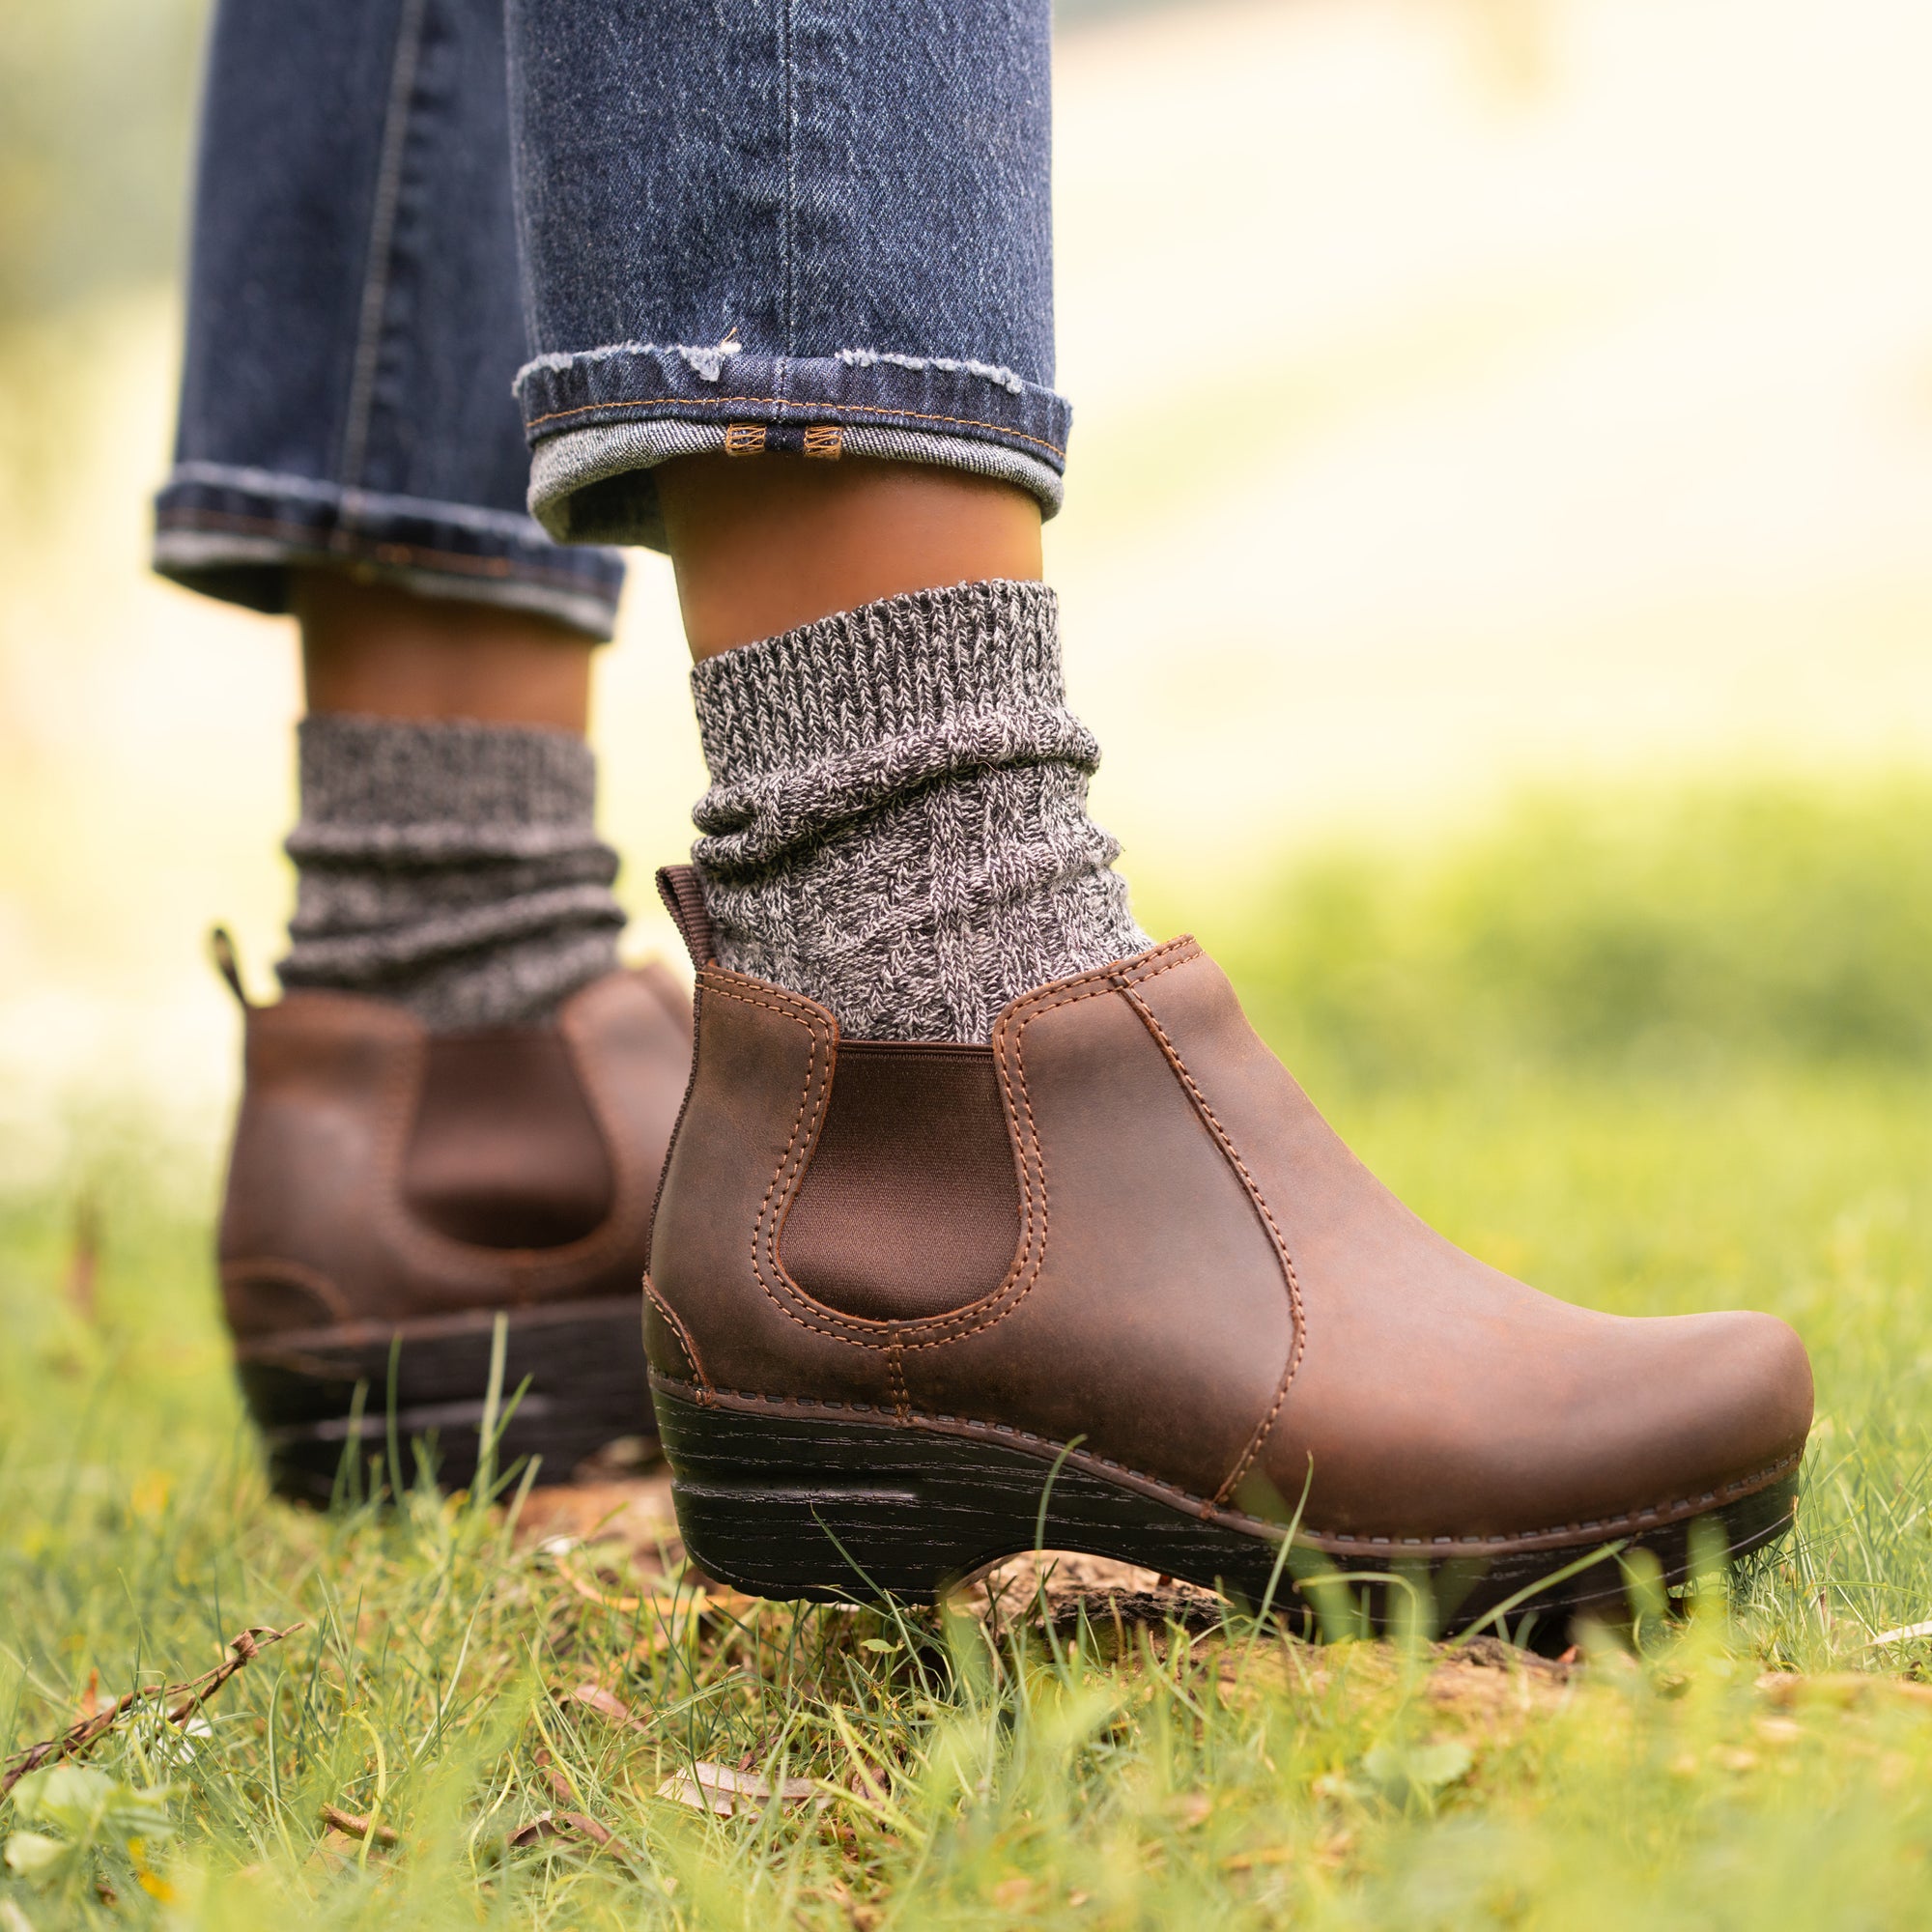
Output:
(280, 713), (625, 1030)
(688, 579), (1150, 1042)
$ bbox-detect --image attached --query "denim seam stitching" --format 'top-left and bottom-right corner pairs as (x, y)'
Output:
(524, 393), (1066, 459)
(155, 510), (616, 591)
(163, 463), (564, 541)
(781, 0), (797, 354)
(339, 0), (431, 493)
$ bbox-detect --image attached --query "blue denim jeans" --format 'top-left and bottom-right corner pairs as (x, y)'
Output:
(153, 0), (1065, 640)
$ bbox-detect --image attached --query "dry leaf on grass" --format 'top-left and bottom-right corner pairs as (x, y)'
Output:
(657, 1762), (818, 1817)
(962, 1551), (1222, 1637)
(845, 1759), (894, 1807)
(812, 1880), (882, 1929)
(514, 1471), (679, 1559)
(1867, 1618), (1932, 1647)
(509, 1808), (616, 1851)
(307, 1833), (355, 1874)
(554, 1563), (657, 1615)
(567, 1683), (643, 1727)
(532, 1747), (576, 1806)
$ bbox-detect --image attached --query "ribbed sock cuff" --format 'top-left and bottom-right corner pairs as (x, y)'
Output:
(689, 582), (1103, 875)
(691, 580), (1067, 784)
(288, 713), (604, 859)
(687, 580), (1148, 1041)
(280, 713), (624, 1030)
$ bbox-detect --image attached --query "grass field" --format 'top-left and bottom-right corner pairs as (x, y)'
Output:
(8, 778), (1932, 1928)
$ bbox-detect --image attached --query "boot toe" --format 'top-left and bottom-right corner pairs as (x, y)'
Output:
(1675, 1307), (1814, 1487)
(1267, 1302), (1814, 1548)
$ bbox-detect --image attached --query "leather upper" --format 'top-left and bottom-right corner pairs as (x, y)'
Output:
(219, 963), (693, 1341)
(646, 938), (1814, 1555)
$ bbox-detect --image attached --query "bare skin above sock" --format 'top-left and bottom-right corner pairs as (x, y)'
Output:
(280, 713), (625, 1030)
(688, 579), (1149, 1042)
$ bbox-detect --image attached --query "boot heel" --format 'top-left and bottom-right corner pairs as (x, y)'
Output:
(652, 1379), (1304, 1605)
(654, 1385), (987, 1601)
(236, 1297), (652, 1503)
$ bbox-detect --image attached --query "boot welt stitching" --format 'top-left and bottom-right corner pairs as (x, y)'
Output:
(642, 1269), (709, 1389)
(650, 1371), (1804, 1552)
(1115, 979), (1306, 1507)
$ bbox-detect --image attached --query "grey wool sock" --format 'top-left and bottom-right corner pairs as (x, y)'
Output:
(689, 579), (1151, 1042)
(280, 713), (625, 1030)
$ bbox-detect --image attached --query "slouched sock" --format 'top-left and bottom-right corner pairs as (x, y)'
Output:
(688, 580), (1149, 1042)
(280, 713), (625, 1030)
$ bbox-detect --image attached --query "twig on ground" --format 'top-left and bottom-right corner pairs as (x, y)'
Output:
(1, 1623), (303, 1797)
(321, 1804), (400, 1846)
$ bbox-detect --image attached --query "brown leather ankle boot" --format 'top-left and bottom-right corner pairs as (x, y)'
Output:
(213, 936), (692, 1502)
(643, 869), (1812, 1634)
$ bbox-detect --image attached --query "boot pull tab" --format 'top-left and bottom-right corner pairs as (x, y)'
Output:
(208, 925), (253, 1010)
(654, 865), (717, 973)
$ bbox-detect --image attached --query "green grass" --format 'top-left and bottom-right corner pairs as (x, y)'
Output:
(10, 776), (1932, 1927)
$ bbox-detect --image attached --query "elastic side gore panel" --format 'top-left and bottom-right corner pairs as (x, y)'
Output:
(404, 1030), (613, 1248)
(781, 1040), (1019, 1321)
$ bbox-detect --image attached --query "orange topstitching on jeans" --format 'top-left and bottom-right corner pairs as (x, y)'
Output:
(522, 391), (1067, 460)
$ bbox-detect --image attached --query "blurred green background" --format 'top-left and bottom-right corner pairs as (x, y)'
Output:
(0, 4), (206, 320)
(5, 0), (1932, 1182)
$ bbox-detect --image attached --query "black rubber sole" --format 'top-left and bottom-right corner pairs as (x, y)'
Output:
(655, 1380), (1801, 1637)
(236, 1297), (652, 1504)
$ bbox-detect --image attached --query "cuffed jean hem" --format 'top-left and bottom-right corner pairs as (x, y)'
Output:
(515, 346), (1070, 550)
(527, 419), (1065, 550)
(151, 463), (627, 640)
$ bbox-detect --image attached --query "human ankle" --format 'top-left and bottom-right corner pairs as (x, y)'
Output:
(657, 454), (1042, 660)
(296, 570), (594, 731)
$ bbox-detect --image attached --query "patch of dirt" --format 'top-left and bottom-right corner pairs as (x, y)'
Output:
(1426, 1638), (1578, 1717)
